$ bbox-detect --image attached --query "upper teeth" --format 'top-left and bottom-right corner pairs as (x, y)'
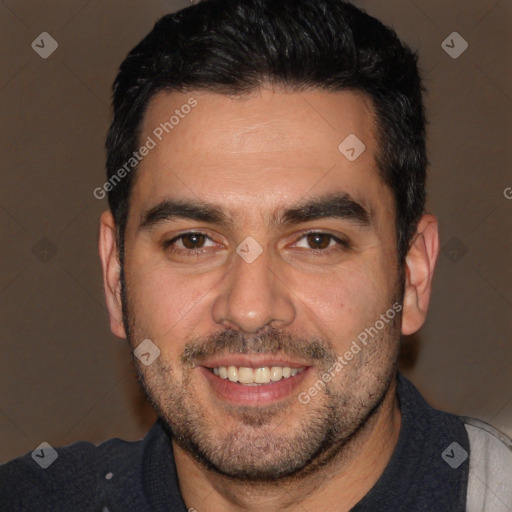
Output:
(212, 366), (305, 385)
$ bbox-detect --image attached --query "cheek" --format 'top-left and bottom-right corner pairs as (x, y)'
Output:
(125, 259), (216, 350)
(296, 260), (394, 342)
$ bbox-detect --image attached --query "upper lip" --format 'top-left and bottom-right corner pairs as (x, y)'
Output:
(199, 355), (311, 369)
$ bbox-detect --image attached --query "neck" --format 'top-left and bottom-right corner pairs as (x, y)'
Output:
(173, 377), (401, 512)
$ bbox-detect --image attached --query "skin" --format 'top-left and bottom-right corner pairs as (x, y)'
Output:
(99, 87), (439, 511)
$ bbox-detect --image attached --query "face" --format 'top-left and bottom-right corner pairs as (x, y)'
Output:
(117, 87), (403, 481)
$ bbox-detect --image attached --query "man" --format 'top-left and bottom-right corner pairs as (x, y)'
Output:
(1, 0), (511, 510)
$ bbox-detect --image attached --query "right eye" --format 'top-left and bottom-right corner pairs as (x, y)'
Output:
(163, 232), (217, 254)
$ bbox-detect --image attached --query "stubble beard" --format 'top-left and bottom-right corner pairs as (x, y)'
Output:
(120, 266), (402, 483)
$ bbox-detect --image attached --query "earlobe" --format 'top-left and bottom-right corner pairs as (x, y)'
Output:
(401, 214), (439, 335)
(98, 210), (127, 339)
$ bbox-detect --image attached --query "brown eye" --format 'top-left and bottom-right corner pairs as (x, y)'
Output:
(306, 233), (333, 249)
(293, 232), (349, 253)
(180, 233), (207, 249)
(161, 231), (221, 261)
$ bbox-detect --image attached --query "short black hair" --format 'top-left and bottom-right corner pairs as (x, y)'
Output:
(106, 0), (426, 265)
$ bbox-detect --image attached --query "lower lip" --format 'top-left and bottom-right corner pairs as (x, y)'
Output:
(199, 366), (312, 405)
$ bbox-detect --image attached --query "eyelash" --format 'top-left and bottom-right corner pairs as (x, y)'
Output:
(162, 230), (349, 256)
(294, 231), (349, 252)
(162, 231), (215, 255)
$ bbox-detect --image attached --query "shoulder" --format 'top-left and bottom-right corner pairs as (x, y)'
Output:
(0, 433), (147, 511)
(462, 416), (512, 512)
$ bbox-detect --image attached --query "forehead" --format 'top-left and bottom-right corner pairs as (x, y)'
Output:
(129, 87), (391, 225)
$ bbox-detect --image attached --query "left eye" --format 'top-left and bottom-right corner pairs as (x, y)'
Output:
(294, 232), (344, 250)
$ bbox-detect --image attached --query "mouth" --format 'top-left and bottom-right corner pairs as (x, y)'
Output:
(198, 357), (312, 405)
(206, 365), (306, 385)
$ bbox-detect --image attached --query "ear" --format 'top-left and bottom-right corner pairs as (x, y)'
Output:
(99, 210), (127, 339)
(401, 214), (439, 335)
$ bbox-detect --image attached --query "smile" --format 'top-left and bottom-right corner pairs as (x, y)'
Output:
(200, 363), (312, 405)
(207, 365), (306, 385)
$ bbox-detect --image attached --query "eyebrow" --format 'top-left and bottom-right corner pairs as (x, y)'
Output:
(138, 192), (371, 232)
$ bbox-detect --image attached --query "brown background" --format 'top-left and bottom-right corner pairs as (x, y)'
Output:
(1, 0), (511, 462)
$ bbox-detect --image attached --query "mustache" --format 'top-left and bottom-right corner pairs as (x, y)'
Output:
(181, 325), (337, 370)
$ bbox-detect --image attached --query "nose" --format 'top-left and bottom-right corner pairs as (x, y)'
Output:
(211, 242), (296, 334)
